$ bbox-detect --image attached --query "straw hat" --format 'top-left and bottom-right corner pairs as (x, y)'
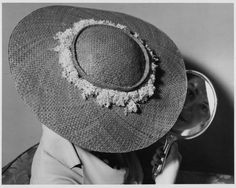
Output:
(9, 5), (187, 153)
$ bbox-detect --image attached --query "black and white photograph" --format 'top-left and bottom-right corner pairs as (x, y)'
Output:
(2, 2), (234, 185)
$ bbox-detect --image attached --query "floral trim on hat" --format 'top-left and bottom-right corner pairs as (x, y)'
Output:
(53, 19), (159, 115)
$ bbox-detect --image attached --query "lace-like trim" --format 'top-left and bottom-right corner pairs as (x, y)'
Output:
(53, 19), (159, 115)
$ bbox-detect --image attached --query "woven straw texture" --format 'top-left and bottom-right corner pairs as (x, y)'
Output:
(75, 25), (146, 90)
(8, 6), (187, 153)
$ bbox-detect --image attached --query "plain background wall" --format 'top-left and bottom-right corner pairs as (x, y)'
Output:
(2, 3), (234, 174)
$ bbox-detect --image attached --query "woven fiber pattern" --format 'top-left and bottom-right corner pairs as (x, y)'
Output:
(75, 25), (146, 89)
(8, 6), (187, 153)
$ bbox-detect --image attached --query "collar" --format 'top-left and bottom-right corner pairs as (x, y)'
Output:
(40, 124), (81, 169)
(39, 124), (143, 184)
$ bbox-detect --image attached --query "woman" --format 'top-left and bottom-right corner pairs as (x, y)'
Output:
(30, 124), (181, 184)
(8, 5), (187, 184)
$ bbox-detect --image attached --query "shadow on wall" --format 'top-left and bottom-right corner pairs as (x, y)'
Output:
(178, 56), (234, 175)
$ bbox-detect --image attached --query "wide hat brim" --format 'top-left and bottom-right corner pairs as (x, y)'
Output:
(9, 5), (187, 153)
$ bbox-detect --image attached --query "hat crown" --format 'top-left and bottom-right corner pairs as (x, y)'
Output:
(75, 25), (146, 89)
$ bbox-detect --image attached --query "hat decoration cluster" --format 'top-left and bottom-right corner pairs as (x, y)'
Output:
(53, 19), (159, 115)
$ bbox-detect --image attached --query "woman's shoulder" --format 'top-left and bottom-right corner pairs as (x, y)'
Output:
(30, 141), (83, 184)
